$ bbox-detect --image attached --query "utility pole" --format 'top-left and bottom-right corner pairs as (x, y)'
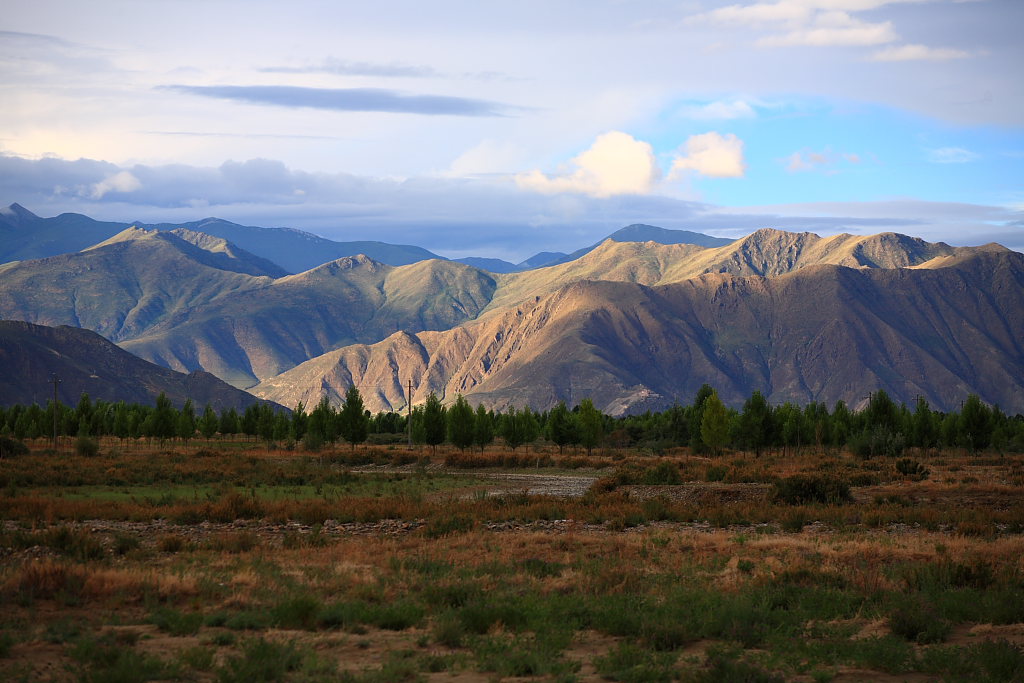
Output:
(49, 374), (61, 449)
(407, 379), (413, 449)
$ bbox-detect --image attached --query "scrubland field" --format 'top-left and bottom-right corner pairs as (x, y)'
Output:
(2, 439), (1023, 682)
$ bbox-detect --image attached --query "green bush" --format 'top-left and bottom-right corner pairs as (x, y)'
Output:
(0, 436), (29, 458)
(888, 601), (951, 644)
(641, 461), (683, 485)
(773, 475), (851, 505)
(75, 436), (100, 457)
(895, 458), (929, 479)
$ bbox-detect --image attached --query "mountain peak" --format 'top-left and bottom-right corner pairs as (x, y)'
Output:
(607, 224), (733, 248)
(82, 225), (161, 251)
(0, 203), (41, 222)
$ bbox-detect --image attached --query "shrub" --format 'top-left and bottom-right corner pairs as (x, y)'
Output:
(641, 461), (683, 485)
(773, 475), (851, 505)
(889, 601), (951, 644)
(848, 427), (905, 459)
(216, 638), (303, 683)
(895, 458), (929, 479)
(149, 607), (203, 636)
(75, 436), (100, 457)
(0, 436), (29, 458)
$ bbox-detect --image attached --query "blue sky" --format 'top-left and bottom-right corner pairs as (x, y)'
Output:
(1, 0), (1021, 260)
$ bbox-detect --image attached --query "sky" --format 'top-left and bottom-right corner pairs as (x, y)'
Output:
(1, 0), (1022, 261)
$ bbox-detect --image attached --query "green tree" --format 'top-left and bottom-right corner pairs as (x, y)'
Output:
(546, 401), (576, 455)
(199, 403), (219, 440)
(500, 406), (528, 452)
(150, 393), (177, 442)
(700, 391), (730, 456)
(422, 393), (446, 453)
(473, 404), (494, 452)
(446, 394), (475, 451)
(289, 401), (307, 443)
(911, 396), (937, 449)
(176, 399), (195, 446)
(112, 402), (131, 444)
(958, 394), (992, 451)
(737, 390), (771, 456)
(307, 397), (335, 443)
(338, 386), (369, 451)
(688, 384), (715, 452)
(577, 398), (604, 456)
(410, 405), (427, 446)
(219, 407), (240, 436)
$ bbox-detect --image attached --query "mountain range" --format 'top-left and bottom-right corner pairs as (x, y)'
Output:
(1, 203), (1022, 415)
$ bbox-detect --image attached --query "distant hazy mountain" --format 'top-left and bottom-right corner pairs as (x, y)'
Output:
(135, 217), (442, 272)
(455, 256), (520, 273)
(457, 225), (733, 273)
(253, 246), (1024, 415)
(0, 204), (442, 272)
(0, 203), (129, 264)
(0, 320), (273, 410)
(0, 229), (496, 388)
(517, 223), (735, 269)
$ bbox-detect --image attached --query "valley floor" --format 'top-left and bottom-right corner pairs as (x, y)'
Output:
(1, 441), (1023, 682)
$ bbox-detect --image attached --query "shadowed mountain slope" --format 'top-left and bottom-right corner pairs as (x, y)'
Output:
(0, 321), (274, 410)
(252, 249), (1024, 415)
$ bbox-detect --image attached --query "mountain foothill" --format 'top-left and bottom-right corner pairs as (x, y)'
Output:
(1, 203), (1022, 415)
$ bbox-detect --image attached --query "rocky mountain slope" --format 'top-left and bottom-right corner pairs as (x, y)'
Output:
(252, 247), (1024, 415)
(0, 228), (496, 387)
(0, 321), (274, 409)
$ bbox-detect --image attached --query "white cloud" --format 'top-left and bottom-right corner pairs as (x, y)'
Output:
(928, 147), (979, 164)
(89, 171), (141, 199)
(670, 132), (746, 179)
(870, 44), (971, 61)
(784, 147), (861, 172)
(678, 99), (757, 120)
(516, 131), (660, 198)
(693, 1), (950, 50)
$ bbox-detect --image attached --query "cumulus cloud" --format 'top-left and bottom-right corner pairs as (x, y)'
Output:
(670, 132), (746, 179)
(928, 147), (979, 164)
(161, 84), (515, 117)
(89, 171), (141, 199)
(516, 131), (660, 197)
(870, 44), (971, 61)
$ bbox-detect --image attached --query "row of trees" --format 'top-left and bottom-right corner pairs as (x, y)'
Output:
(2, 385), (1022, 455)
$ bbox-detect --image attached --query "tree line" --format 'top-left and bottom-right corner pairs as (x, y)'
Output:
(1, 385), (1022, 455)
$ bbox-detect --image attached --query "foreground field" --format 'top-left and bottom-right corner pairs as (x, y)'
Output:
(1, 442), (1023, 682)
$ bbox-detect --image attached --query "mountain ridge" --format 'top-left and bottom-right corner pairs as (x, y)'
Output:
(0, 320), (278, 410)
(252, 248), (1024, 414)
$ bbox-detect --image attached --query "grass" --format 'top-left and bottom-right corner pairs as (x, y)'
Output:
(0, 442), (1022, 681)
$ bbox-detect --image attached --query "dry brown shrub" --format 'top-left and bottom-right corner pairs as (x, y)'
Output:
(4, 559), (86, 599)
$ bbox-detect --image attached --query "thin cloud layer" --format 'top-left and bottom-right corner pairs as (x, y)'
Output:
(693, 0), (967, 58)
(162, 85), (514, 117)
(6, 153), (1018, 261)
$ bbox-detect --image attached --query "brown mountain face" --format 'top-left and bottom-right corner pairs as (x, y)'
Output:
(0, 321), (275, 410)
(2, 222), (1017, 409)
(252, 249), (1024, 415)
(482, 229), (978, 315)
